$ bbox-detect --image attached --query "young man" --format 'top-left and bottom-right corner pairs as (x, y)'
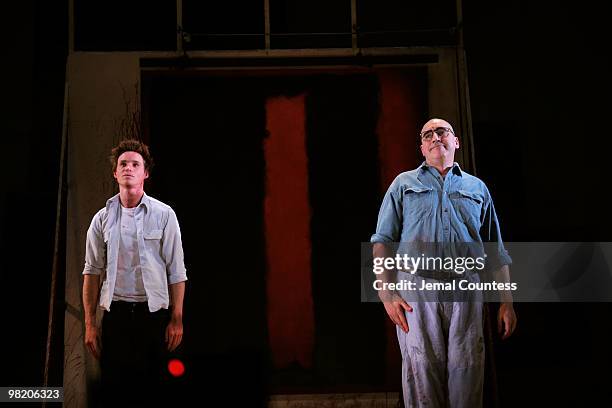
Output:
(82, 139), (187, 407)
(372, 118), (517, 407)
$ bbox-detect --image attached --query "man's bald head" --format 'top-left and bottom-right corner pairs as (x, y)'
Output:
(419, 117), (459, 169)
(421, 118), (454, 136)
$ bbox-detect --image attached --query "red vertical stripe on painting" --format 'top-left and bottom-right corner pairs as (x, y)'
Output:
(264, 94), (315, 369)
(376, 69), (424, 385)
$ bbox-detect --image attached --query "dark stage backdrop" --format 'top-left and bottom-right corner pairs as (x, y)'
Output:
(142, 69), (427, 399)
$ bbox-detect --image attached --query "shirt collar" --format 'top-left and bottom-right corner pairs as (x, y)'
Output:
(418, 161), (463, 177)
(106, 191), (150, 210)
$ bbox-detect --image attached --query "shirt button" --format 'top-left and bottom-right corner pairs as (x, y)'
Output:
(444, 209), (448, 212)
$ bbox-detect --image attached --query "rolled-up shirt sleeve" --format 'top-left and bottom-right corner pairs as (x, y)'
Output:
(162, 208), (188, 284)
(480, 187), (512, 271)
(371, 180), (403, 244)
(83, 209), (106, 275)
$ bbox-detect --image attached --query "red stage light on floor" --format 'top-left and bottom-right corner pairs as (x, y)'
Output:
(167, 358), (185, 377)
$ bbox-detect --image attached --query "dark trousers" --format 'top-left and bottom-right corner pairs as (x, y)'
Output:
(99, 301), (170, 408)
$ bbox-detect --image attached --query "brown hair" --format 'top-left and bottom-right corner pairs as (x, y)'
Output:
(109, 139), (154, 174)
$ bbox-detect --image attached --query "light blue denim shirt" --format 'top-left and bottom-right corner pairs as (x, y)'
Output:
(83, 192), (188, 312)
(371, 162), (511, 270)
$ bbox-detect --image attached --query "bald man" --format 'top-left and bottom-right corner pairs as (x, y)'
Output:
(371, 118), (516, 407)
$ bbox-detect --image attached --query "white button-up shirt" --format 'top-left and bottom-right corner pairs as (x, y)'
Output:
(83, 192), (188, 312)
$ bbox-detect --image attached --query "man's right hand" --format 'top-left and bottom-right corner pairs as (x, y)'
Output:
(84, 323), (102, 359)
(381, 291), (413, 333)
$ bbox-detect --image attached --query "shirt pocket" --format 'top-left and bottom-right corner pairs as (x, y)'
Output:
(144, 229), (163, 256)
(403, 185), (434, 219)
(450, 189), (483, 227)
(144, 229), (163, 240)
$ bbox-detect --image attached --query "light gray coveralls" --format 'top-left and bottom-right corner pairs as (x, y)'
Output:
(371, 162), (511, 408)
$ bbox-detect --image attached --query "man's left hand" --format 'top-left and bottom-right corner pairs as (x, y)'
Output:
(165, 315), (183, 351)
(497, 303), (517, 340)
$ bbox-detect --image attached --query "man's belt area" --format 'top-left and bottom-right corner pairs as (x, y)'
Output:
(109, 300), (149, 312)
(398, 269), (479, 281)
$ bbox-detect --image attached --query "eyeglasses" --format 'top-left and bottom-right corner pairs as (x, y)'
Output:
(420, 127), (454, 141)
